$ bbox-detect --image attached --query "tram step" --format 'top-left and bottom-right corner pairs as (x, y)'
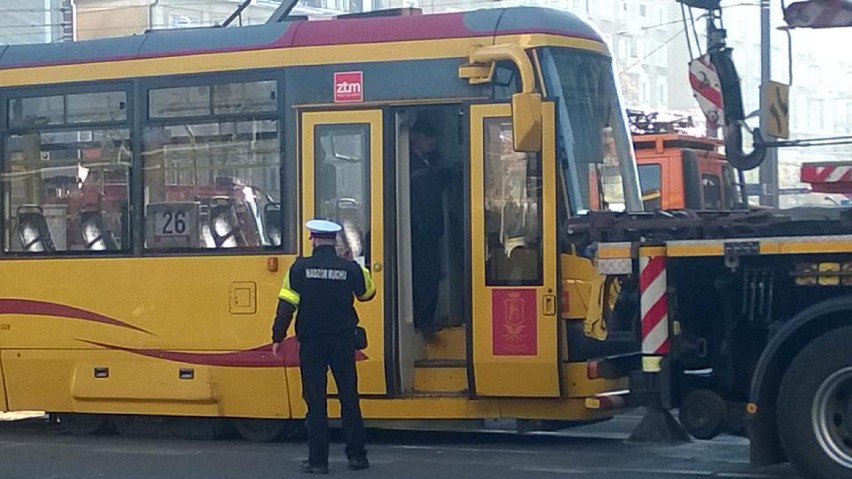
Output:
(408, 391), (469, 398)
(414, 361), (468, 393)
(414, 359), (467, 368)
(424, 327), (467, 361)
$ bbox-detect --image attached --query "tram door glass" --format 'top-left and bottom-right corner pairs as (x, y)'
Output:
(313, 124), (370, 264)
(483, 118), (543, 286)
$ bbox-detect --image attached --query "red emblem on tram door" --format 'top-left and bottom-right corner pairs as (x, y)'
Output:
(492, 289), (537, 356)
(334, 71), (363, 103)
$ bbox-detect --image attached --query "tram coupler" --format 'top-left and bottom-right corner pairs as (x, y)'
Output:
(627, 358), (690, 444)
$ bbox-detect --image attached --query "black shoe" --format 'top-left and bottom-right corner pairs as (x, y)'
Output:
(348, 457), (370, 471)
(300, 461), (329, 474)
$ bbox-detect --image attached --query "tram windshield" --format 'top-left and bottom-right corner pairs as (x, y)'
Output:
(541, 48), (642, 215)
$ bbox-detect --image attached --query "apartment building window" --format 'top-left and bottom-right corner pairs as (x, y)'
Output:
(629, 37), (639, 58)
(568, 0), (585, 12)
(794, 97), (807, 130)
(652, 41), (667, 67)
(808, 65), (820, 84)
(590, 1), (617, 19)
(825, 102), (836, 132)
(809, 99), (824, 130)
(639, 76), (651, 104)
(846, 102), (852, 133)
(657, 79), (668, 107)
(588, 0), (598, 14)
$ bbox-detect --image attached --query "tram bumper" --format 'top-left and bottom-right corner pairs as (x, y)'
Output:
(582, 353), (642, 412)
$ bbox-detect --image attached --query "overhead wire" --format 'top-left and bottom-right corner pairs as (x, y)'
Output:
(680, 2), (695, 59)
(618, 28), (685, 74)
(613, 18), (686, 36)
(678, 1), (764, 62)
(687, 5), (703, 56)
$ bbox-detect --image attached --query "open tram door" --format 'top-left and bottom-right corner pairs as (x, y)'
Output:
(299, 110), (387, 401)
(468, 102), (560, 397)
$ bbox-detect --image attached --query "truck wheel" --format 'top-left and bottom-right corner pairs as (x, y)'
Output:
(778, 326), (852, 479)
(679, 389), (727, 440)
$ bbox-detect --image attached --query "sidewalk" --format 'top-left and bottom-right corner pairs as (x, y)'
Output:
(0, 411), (46, 422)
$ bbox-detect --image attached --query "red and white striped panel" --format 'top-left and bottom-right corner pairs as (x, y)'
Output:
(640, 256), (670, 355)
(785, 0), (852, 29)
(801, 163), (852, 183)
(688, 54), (723, 129)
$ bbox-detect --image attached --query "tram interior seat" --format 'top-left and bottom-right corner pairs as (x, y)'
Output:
(504, 241), (539, 282)
(80, 210), (119, 251)
(205, 197), (246, 248)
(263, 203), (283, 247)
(486, 234), (540, 283)
(486, 231), (507, 279)
(13, 205), (56, 253)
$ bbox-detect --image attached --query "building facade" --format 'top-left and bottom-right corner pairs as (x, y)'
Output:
(71, 0), (356, 41)
(0, 0), (72, 45)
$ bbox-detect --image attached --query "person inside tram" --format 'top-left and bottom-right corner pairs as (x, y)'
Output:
(409, 119), (451, 335)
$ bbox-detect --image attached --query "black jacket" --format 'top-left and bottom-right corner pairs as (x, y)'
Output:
(272, 245), (375, 342)
(410, 150), (449, 240)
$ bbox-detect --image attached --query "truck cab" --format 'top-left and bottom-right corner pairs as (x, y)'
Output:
(633, 133), (741, 211)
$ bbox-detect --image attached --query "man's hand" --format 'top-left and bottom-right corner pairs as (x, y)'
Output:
(272, 342), (283, 358)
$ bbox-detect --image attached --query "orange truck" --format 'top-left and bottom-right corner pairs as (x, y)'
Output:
(633, 132), (742, 210)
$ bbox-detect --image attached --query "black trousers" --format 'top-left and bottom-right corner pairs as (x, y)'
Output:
(299, 334), (367, 466)
(412, 237), (440, 331)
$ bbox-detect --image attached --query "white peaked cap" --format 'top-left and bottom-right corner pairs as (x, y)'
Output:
(306, 219), (342, 234)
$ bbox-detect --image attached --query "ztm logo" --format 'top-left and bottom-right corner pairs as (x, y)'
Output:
(334, 71), (363, 103)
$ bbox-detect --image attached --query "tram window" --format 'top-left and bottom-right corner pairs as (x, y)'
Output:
(702, 174), (722, 209)
(9, 96), (64, 129)
(67, 92), (127, 123)
(3, 128), (131, 253)
(492, 62), (521, 101)
(542, 48), (641, 214)
(149, 86), (211, 118)
(141, 119), (281, 251)
(314, 124), (370, 263)
(213, 81), (277, 115)
(482, 118), (542, 286)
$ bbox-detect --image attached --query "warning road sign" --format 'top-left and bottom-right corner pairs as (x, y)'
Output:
(763, 81), (790, 139)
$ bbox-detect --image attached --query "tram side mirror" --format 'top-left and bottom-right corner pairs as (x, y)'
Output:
(512, 92), (542, 153)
